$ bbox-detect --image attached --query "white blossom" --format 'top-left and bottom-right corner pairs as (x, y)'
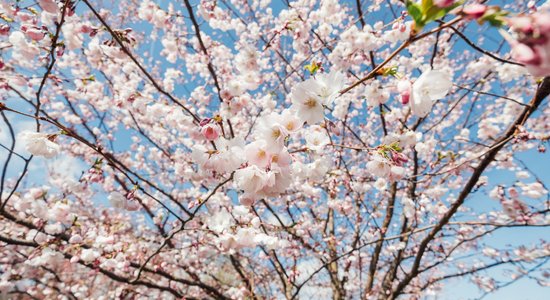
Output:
(19, 131), (61, 158)
(410, 70), (452, 117)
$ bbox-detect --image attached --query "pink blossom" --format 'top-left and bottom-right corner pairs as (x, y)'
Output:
(201, 123), (220, 141)
(38, 0), (59, 14)
(511, 43), (540, 65)
(234, 165), (268, 194)
(239, 193), (257, 206)
(367, 155), (391, 178)
(23, 27), (45, 41)
(397, 80), (411, 105)
(0, 24), (9, 36)
(244, 140), (271, 168)
(506, 11), (550, 76)
(508, 16), (534, 34)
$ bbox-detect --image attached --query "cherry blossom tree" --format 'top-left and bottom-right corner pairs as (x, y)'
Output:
(1, 0), (549, 299)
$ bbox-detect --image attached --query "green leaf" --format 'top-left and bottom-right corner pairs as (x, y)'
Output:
(406, 1), (425, 28)
(424, 5), (444, 23)
(409, 0), (466, 30)
(421, 0), (434, 13)
(424, 0), (464, 24)
(380, 66), (399, 77)
(390, 142), (402, 152)
(479, 8), (508, 28)
(304, 62), (321, 75)
(485, 16), (505, 27)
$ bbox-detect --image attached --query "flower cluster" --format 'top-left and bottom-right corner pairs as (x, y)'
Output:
(366, 132), (417, 181)
(232, 70), (345, 204)
(507, 10), (550, 76)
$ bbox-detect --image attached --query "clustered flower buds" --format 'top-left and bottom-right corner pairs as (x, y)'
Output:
(507, 10), (550, 76)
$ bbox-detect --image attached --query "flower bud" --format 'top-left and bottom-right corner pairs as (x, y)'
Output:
(463, 4), (487, 20)
(201, 124), (220, 141)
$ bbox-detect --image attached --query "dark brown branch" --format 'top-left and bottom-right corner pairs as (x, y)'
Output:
(35, 0), (70, 131)
(363, 182), (397, 295)
(391, 77), (550, 298)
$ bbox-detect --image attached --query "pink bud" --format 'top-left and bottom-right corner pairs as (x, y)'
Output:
(126, 190), (136, 201)
(201, 124), (220, 141)
(397, 80), (411, 105)
(508, 16), (534, 34)
(463, 4), (487, 20)
(391, 152), (408, 166)
(220, 89), (232, 100)
(401, 93), (410, 105)
(511, 43), (541, 65)
(56, 45), (65, 57)
(80, 25), (94, 34)
(434, 0), (455, 8)
(0, 24), (9, 36)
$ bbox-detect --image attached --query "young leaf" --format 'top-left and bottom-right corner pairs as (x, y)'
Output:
(407, 1), (425, 28)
